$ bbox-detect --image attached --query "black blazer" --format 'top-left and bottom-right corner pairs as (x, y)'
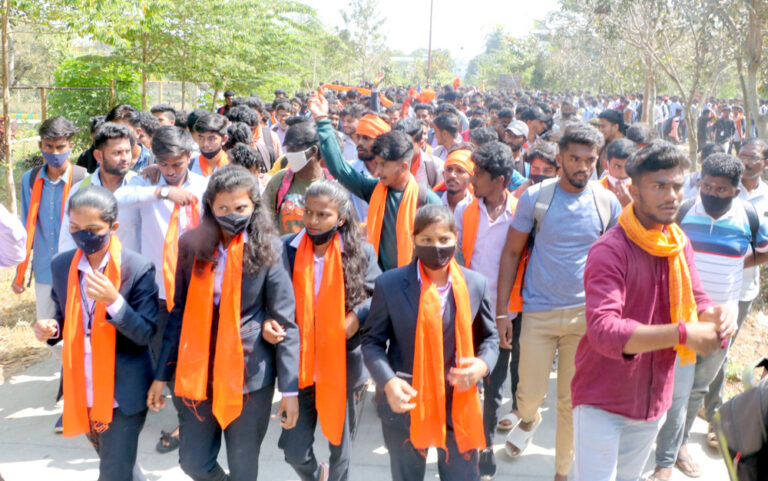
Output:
(49, 248), (159, 417)
(362, 259), (498, 422)
(156, 234), (299, 394)
(281, 232), (382, 389)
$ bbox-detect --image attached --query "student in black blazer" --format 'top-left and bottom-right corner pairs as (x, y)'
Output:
(275, 180), (381, 481)
(362, 204), (499, 481)
(35, 186), (159, 481)
(146, 165), (299, 481)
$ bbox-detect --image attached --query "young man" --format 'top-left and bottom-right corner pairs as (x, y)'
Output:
(512, 142), (560, 198)
(454, 141), (519, 480)
(310, 93), (442, 272)
(572, 140), (731, 481)
(105, 104), (155, 172)
(651, 152), (768, 480)
(150, 104), (176, 126)
(271, 100), (291, 146)
(600, 138), (637, 207)
(432, 113), (462, 160)
(393, 117), (444, 189)
(340, 103), (366, 161)
(432, 148), (474, 212)
(226, 104), (282, 170)
(503, 120), (530, 177)
(190, 113), (230, 177)
(713, 106), (737, 154)
(137, 112), (161, 152)
(596, 109), (626, 177)
(217, 90), (235, 116)
(13, 117), (86, 319)
(496, 123), (621, 481)
(518, 107), (549, 145)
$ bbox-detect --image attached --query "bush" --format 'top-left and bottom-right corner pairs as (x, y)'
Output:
(48, 55), (141, 149)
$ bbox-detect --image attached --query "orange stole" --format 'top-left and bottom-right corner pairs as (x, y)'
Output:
(163, 202), (200, 311)
(198, 149), (229, 177)
(366, 175), (419, 267)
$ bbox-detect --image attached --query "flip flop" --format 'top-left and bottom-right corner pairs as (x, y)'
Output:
(496, 412), (520, 431)
(504, 412), (541, 457)
(675, 453), (702, 478)
(156, 430), (180, 454)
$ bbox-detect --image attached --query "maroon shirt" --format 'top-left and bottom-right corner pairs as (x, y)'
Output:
(571, 224), (713, 421)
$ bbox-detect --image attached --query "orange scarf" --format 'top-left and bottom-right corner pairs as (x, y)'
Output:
(293, 232), (347, 445)
(15, 165), (74, 287)
(162, 203), (200, 310)
(461, 194), (517, 268)
(175, 233), (245, 428)
(367, 174), (419, 267)
(198, 149), (229, 177)
(618, 204), (698, 365)
(411, 259), (485, 453)
(61, 234), (121, 437)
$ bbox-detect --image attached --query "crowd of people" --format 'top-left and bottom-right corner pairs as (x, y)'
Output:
(2, 81), (768, 481)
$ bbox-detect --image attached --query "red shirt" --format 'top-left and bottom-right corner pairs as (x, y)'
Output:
(571, 224), (713, 421)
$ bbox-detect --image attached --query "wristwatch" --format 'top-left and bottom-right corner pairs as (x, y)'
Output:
(160, 187), (170, 199)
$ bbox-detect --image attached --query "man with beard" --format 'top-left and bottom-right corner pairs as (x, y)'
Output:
(504, 120), (530, 178)
(496, 123), (620, 481)
(554, 101), (578, 130)
(341, 103), (366, 161)
(597, 109), (627, 177)
(347, 113), (391, 222)
(494, 108), (515, 142)
(431, 147), (474, 212)
(394, 117), (443, 189)
(518, 106), (550, 146)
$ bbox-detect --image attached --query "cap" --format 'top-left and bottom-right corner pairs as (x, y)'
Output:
(505, 120), (529, 138)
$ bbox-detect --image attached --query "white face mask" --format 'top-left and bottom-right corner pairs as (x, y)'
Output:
(285, 146), (312, 172)
(607, 174), (631, 187)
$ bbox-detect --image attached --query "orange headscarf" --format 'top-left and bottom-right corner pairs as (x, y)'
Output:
(175, 233), (245, 428)
(356, 114), (391, 139)
(293, 232), (347, 445)
(367, 174), (419, 267)
(61, 234), (121, 437)
(432, 149), (475, 193)
(411, 259), (485, 453)
(15, 166), (74, 287)
(198, 149), (229, 177)
(162, 203), (200, 310)
(618, 203), (698, 365)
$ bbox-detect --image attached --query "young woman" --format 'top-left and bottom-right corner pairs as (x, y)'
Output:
(362, 204), (499, 481)
(274, 180), (381, 481)
(146, 164), (300, 481)
(34, 185), (159, 481)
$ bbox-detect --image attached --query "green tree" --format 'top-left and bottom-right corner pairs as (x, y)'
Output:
(339, 0), (389, 82)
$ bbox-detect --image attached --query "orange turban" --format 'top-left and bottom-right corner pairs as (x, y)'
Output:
(356, 114), (391, 139)
(445, 149), (474, 174)
(418, 89), (436, 104)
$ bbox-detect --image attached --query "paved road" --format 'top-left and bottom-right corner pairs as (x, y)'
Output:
(0, 347), (728, 480)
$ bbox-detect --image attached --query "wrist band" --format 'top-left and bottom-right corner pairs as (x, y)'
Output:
(496, 314), (508, 319)
(677, 321), (687, 346)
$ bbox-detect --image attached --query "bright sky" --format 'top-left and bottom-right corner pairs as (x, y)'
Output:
(299, 0), (560, 73)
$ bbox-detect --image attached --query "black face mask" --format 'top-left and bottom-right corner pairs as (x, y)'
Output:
(530, 174), (554, 184)
(72, 230), (111, 255)
(700, 193), (734, 218)
(415, 244), (455, 270)
(201, 146), (222, 159)
(214, 212), (251, 235)
(306, 224), (339, 245)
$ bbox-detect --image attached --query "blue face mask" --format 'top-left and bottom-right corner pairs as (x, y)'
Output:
(42, 151), (70, 168)
(71, 230), (110, 255)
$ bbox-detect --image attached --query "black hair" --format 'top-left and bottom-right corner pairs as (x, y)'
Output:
(435, 103), (459, 118)
(488, 101), (503, 112)
(606, 138), (638, 161)
(413, 204), (457, 236)
(185, 108), (210, 131)
(174, 110), (188, 129)
(68, 185), (118, 225)
(274, 89), (286, 97)
(303, 180), (369, 311)
(413, 103), (434, 115)
(89, 116), (106, 135)
(228, 143), (267, 174)
(433, 113), (460, 136)
(371, 130), (414, 164)
(472, 107), (488, 117)
(523, 142), (558, 167)
(497, 108), (514, 121)
(701, 153), (744, 187)
(625, 123), (657, 145)
(340, 103), (366, 120)
(471, 141), (514, 183)
(224, 122), (253, 150)
(443, 91), (459, 103)
(283, 118), (320, 151)
(557, 122), (604, 152)
(273, 100), (291, 112)
(151, 126), (197, 159)
(470, 127), (498, 146)
(232, 96), (265, 114)
(93, 122), (136, 150)
(223, 90), (236, 98)
(469, 117), (485, 130)
(597, 109), (627, 134)
(39, 116), (78, 139)
(150, 104), (176, 123)
(701, 142), (726, 161)
(104, 103), (140, 128)
(188, 164), (278, 273)
(346, 89), (360, 100)
(138, 111), (161, 138)
(740, 138), (768, 159)
(626, 140), (687, 182)
(393, 117), (426, 143)
(192, 113), (228, 137)
(226, 105), (260, 127)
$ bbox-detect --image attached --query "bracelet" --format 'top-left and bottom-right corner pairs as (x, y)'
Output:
(314, 115), (328, 122)
(496, 314), (508, 320)
(677, 321), (687, 346)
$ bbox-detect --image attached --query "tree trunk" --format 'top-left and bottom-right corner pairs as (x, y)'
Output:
(210, 87), (218, 112)
(2, 0), (15, 214)
(685, 102), (698, 171)
(141, 68), (147, 111)
(181, 78), (186, 111)
(745, 3), (764, 138)
(642, 59), (654, 124)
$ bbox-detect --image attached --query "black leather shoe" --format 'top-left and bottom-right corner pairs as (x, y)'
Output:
(479, 448), (496, 480)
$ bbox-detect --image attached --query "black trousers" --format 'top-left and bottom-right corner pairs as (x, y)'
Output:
(150, 298), (171, 366)
(482, 313), (521, 446)
(173, 384), (274, 481)
(85, 408), (148, 481)
(278, 385), (352, 481)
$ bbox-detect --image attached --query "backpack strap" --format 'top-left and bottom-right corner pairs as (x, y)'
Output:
(676, 197), (696, 225)
(741, 198), (759, 259)
(589, 180), (613, 235)
(275, 170), (295, 212)
(424, 154), (437, 187)
(28, 165), (43, 190)
(532, 177), (558, 237)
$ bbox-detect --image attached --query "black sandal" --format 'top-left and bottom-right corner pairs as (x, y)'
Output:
(155, 430), (180, 453)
